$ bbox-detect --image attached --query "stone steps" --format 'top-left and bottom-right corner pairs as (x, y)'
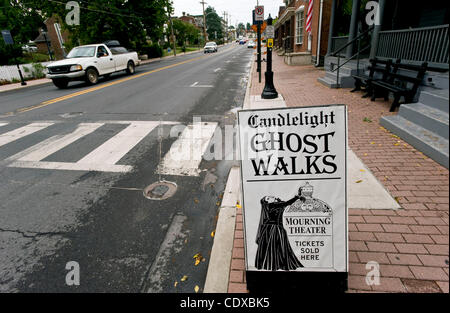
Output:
(419, 89), (449, 113)
(380, 87), (449, 168)
(380, 114), (449, 168)
(399, 103), (449, 139)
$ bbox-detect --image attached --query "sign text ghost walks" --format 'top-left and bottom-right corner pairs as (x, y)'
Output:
(238, 104), (349, 292)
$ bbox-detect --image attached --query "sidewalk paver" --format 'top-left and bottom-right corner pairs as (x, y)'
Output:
(228, 51), (449, 293)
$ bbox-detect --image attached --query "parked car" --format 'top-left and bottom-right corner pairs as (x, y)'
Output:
(239, 40), (246, 45)
(46, 42), (140, 89)
(204, 42), (218, 53)
(22, 44), (37, 53)
(248, 41), (256, 48)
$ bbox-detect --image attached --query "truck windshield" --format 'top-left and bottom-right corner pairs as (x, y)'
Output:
(66, 46), (96, 58)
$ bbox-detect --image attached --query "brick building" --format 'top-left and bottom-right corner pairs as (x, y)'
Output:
(274, 0), (331, 65)
(178, 12), (204, 31)
(33, 15), (70, 60)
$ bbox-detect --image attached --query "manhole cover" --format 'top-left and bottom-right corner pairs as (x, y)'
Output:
(143, 181), (177, 200)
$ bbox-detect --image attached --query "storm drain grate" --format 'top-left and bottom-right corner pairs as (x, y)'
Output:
(143, 181), (177, 200)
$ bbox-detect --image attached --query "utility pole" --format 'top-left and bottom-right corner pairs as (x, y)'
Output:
(223, 12), (228, 44)
(167, 3), (176, 56)
(200, 1), (208, 42)
(223, 12), (226, 44)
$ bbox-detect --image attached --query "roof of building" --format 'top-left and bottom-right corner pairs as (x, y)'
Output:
(33, 32), (51, 43)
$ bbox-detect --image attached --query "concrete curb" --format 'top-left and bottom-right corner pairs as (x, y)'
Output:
(204, 47), (251, 293)
(204, 167), (241, 293)
(0, 78), (52, 93)
(243, 53), (256, 110)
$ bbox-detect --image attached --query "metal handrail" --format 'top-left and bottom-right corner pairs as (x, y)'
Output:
(329, 26), (374, 88)
(333, 45), (371, 72)
(330, 26), (374, 57)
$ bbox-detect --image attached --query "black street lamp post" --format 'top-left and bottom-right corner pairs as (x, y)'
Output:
(261, 15), (278, 99)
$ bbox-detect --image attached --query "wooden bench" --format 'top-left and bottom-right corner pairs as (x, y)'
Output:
(370, 62), (428, 112)
(351, 58), (402, 98)
(351, 58), (391, 95)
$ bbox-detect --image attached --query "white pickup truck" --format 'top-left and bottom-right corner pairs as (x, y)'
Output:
(46, 43), (140, 89)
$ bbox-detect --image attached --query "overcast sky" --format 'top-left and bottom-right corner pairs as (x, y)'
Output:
(172, 0), (282, 26)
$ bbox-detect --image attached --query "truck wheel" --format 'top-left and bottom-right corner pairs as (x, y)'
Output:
(52, 79), (68, 89)
(86, 68), (99, 85)
(126, 61), (135, 75)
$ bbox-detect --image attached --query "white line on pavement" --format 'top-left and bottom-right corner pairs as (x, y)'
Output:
(189, 82), (214, 88)
(0, 122), (8, 127)
(157, 122), (218, 176)
(77, 122), (159, 165)
(7, 123), (103, 162)
(0, 122), (54, 148)
(7, 160), (132, 173)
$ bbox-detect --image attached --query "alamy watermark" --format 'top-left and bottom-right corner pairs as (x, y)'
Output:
(365, 261), (381, 286)
(65, 1), (80, 26)
(65, 261), (80, 286)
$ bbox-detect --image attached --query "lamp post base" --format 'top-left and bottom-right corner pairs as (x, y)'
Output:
(261, 71), (278, 99)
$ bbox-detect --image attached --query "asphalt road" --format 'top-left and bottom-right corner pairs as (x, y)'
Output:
(0, 43), (253, 292)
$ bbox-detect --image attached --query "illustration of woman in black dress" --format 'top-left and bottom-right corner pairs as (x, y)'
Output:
(255, 195), (304, 271)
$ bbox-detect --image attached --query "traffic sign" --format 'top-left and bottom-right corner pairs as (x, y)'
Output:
(265, 25), (274, 38)
(267, 38), (273, 48)
(255, 6), (264, 21)
(252, 22), (267, 33)
(1, 30), (14, 45)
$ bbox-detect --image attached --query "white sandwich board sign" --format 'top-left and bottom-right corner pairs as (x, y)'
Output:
(238, 104), (348, 276)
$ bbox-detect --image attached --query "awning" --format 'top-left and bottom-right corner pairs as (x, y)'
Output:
(275, 7), (295, 30)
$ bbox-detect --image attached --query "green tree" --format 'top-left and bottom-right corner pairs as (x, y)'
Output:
(205, 6), (222, 41)
(24, 0), (171, 53)
(0, 0), (44, 65)
(237, 23), (245, 36)
(172, 19), (199, 49)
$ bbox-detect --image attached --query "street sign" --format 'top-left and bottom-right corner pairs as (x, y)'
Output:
(1, 30), (14, 45)
(252, 10), (262, 25)
(267, 38), (273, 48)
(255, 6), (264, 21)
(252, 22), (266, 33)
(265, 25), (274, 39)
(238, 104), (348, 292)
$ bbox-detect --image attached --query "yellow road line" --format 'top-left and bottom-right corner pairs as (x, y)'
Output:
(7, 44), (237, 115)
(41, 55), (206, 106)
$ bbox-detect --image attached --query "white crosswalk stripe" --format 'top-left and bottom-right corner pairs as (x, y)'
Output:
(0, 122), (8, 127)
(157, 122), (218, 176)
(8, 123), (104, 162)
(0, 122), (53, 148)
(77, 122), (159, 165)
(0, 120), (217, 174)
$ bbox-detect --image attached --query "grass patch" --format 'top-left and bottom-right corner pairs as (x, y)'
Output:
(17, 52), (51, 64)
(162, 46), (202, 57)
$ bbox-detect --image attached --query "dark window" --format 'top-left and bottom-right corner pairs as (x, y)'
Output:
(97, 46), (109, 56)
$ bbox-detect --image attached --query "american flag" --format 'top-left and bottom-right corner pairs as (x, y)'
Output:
(306, 0), (313, 34)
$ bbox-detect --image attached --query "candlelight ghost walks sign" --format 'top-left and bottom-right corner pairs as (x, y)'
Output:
(238, 104), (348, 292)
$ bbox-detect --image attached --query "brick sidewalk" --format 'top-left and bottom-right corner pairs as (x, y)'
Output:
(228, 52), (449, 293)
